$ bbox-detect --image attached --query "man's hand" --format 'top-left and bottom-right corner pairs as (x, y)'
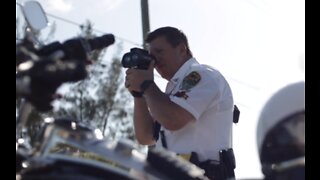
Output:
(125, 60), (155, 93)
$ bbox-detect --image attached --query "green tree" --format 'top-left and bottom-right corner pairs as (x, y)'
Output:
(54, 20), (134, 140)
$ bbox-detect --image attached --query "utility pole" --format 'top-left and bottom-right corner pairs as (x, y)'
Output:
(141, 0), (150, 49)
(141, 1), (155, 150)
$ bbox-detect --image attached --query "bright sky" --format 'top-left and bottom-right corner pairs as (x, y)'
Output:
(16, 0), (305, 179)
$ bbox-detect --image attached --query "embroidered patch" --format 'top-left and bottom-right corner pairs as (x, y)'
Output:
(173, 90), (189, 99)
(180, 71), (201, 91)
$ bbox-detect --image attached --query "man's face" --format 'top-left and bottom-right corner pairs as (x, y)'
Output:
(148, 36), (184, 80)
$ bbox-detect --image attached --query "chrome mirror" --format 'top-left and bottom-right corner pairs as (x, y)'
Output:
(22, 1), (48, 31)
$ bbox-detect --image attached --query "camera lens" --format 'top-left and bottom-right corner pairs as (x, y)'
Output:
(121, 53), (132, 68)
(121, 48), (153, 69)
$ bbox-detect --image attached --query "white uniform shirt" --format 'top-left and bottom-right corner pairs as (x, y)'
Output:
(155, 58), (234, 162)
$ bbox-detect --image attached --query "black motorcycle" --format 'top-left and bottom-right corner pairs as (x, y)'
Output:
(16, 1), (208, 180)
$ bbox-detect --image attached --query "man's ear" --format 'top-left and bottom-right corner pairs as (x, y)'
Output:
(178, 43), (187, 55)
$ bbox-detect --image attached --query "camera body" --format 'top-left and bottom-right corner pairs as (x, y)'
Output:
(121, 48), (154, 70)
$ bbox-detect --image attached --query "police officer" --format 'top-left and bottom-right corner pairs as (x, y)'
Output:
(256, 81), (305, 180)
(125, 26), (236, 179)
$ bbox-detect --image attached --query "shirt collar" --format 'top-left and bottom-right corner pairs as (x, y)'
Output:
(170, 57), (198, 84)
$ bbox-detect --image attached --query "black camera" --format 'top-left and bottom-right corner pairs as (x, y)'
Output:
(121, 48), (155, 70)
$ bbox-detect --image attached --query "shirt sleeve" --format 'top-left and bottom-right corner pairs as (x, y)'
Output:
(169, 70), (221, 120)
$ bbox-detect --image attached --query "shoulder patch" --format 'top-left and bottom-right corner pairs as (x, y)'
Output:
(180, 71), (201, 91)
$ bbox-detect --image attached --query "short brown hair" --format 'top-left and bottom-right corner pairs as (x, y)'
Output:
(146, 26), (192, 56)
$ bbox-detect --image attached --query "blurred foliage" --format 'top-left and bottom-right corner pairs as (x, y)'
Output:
(16, 17), (134, 146)
(53, 20), (134, 140)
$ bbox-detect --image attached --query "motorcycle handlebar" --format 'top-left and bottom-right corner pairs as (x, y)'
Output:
(16, 34), (115, 111)
(16, 57), (88, 111)
(36, 34), (115, 61)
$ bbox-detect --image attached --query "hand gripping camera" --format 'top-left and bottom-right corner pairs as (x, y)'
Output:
(121, 48), (155, 70)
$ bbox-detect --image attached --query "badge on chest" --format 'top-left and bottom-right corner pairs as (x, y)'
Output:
(173, 71), (201, 100)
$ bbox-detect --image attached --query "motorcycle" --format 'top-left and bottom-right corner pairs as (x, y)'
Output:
(16, 1), (208, 180)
